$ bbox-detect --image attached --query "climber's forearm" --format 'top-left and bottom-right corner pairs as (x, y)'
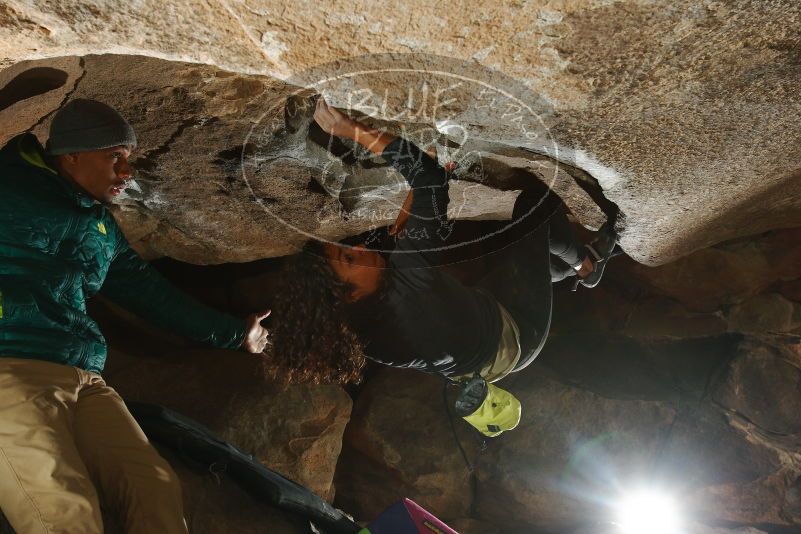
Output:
(349, 124), (397, 156)
(389, 190), (414, 235)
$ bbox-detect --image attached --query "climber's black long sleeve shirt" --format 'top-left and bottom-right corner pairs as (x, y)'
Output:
(352, 138), (502, 377)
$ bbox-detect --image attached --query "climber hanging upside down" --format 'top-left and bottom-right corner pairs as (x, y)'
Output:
(272, 99), (617, 436)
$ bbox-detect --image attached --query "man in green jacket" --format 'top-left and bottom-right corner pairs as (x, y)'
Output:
(0, 99), (270, 533)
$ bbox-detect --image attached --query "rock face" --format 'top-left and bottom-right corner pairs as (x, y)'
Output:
(334, 369), (478, 522)
(714, 335), (801, 437)
(1, 54), (540, 264)
(2, 1), (801, 264)
(623, 227), (801, 313)
(153, 448), (315, 534)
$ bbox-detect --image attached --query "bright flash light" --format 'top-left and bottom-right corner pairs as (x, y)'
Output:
(615, 489), (683, 534)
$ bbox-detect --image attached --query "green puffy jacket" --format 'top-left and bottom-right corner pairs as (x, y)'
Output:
(0, 133), (245, 374)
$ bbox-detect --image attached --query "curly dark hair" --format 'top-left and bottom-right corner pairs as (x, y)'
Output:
(269, 240), (367, 385)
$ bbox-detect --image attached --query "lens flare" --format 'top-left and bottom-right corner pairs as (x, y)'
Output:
(615, 489), (682, 534)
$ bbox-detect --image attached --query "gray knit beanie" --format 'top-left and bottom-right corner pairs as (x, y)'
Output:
(46, 99), (137, 155)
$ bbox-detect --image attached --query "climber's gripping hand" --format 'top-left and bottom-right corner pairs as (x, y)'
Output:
(313, 98), (358, 139)
(242, 310), (271, 354)
(314, 97), (397, 156)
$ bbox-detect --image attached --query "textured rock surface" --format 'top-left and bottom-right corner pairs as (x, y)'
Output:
(446, 518), (502, 534)
(713, 335), (801, 436)
(727, 293), (801, 334)
(623, 227), (801, 312)
(1, 54), (536, 263)
(0, 54), (82, 130)
(157, 448), (314, 534)
(2, 1), (801, 264)
(334, 368), (479, 522)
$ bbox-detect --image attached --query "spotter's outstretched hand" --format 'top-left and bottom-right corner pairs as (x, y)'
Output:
(242, 309), (272, 354)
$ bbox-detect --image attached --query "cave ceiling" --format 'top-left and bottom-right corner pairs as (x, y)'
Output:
(1, 0), (800, 266)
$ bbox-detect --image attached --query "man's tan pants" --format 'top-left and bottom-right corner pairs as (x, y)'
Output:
(0, 357), (188, 533)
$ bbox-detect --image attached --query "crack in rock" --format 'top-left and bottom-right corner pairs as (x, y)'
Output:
(27, 56), (86, 132)
(136, 116), (214, 173)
